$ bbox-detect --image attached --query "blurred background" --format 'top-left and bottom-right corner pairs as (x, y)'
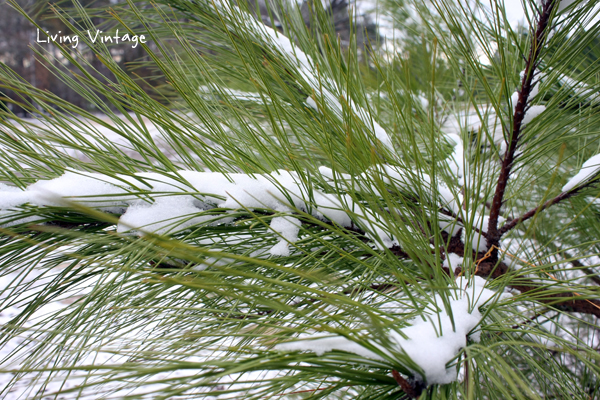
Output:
(0, 0), (387, 117)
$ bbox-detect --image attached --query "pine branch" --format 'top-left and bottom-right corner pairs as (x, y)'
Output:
(486, 0), (558, 258)
(498, 184), (588, 236)
(391, 370), (425, 399)
(441, 232), (600, 318)
(2, 0), (600, 397)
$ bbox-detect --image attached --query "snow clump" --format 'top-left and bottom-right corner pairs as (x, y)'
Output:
(276, 276), (510, 385)
(562, 153), (600, 192)
(0, 169), (399, 248)
(268, 216), (301, 256)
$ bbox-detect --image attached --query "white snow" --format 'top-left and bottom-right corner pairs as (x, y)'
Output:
(198, 85), (268, 103)
(562, 153), (600, 192)
(0, 183), (39, 226)
(510, 91), (520, 110)
(320, 162), (475, 244)
(441, 108), (506, 153)
(0, 265), (209, 399)
(416, 94), (429, 110)
(470, 215), (491, 253)
(462, 214), (505, 253)
(268, 216), (301, 256)
(443, 254), (464, 270)
(510, 72), (545, 127)
(445, 134), (464, 183)
(117, 196), (222, 235)
(319, 163), (461, 225)
(0, 168), (400, 248)
(438, 213), (462, 236)
(27, 170), (127, 210)
(555, 71), (600, 105)
(275, 335), (381, 360)
(276, 276), (510, 384)
(437, 184), (462, 216)
(0, 183), (33, 208)
(522, 105), (546, 125)
(305, 95), (318, 111)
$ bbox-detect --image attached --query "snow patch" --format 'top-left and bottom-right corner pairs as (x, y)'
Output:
(269, 216), (301, 256)
(522, 105), (545, 125)
(276, 277), (509, 385)
(0, 169), (398, 247)
(438, 213), (462, 236)
(562, 153), (600, 192)
(443, 254), (464, 270)
(117, 196), (221, 235)
(445, 134), (464, 183)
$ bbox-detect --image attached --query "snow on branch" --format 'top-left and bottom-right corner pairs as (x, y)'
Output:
(557, 73), (600, 105)
(562, 153), (600, 192)
(444, 134), (464, 185)
(0, 169), (401, 251)
(268, 215), (301, 256)
(0, 160), (500, 258)
(318, 162), (496, 252)
(276, 277), (510, 385)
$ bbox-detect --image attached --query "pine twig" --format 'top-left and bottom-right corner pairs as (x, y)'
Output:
(443, 235), (600, 318)
(498, 184), (589, 236)
(391, 370), (425, 399)
(486, 0), (558, 258)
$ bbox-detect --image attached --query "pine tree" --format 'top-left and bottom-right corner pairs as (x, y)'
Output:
(0, 0), (599, 398)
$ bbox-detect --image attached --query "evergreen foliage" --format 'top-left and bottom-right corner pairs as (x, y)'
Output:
(0, 0), (599, 398)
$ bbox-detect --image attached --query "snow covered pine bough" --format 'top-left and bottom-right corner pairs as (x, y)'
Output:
(0, 0), (599, 398)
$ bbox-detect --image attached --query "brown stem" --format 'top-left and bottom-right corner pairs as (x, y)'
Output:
(486, 0), (558, 259)
(498, 186), (583, 236)
(439, 231), (600, 318)
(391, 370), (425, 399)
